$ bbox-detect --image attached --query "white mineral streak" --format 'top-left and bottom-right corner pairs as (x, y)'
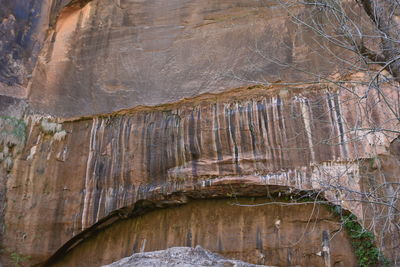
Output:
(327, 92), (348, 159)
(82, 117), (99, 229)
(4, 79), (399, 266)
(57, 88), (396, 229)
(53, 130), (67, 141)
(40, 119), (62, 134)
(27, 145), (37, 161)
(297, 96), (316, 162)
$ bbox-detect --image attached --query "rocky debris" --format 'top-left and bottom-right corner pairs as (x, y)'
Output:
(103, 246), (272, 267)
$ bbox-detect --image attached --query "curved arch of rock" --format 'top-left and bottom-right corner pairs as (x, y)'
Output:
(1, 0), (400, 265)
(42, 184), (356, 267)
(4, 84), (399, 266)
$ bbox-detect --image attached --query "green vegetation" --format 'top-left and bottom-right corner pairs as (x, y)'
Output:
(0, 116), (27, 171)
(10, 252), (30, 267)
(233, 193), (390, 266)
(329, 205), (390, 267)
(0, 116), (27, 146)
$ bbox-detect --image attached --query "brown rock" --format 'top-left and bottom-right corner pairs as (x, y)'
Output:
(52, 198), (357, 267)
(2, 83), (398, 265)
(0, 0), (399, 266)
(27, 0), (344, 117)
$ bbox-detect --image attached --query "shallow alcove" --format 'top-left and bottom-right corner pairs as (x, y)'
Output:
(50, 197), (357, 267)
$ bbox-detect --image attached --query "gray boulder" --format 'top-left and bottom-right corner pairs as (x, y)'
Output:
(102, 246), (275, 267)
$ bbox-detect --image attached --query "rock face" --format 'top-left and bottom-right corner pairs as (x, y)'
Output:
(51, 198), (357, 267)
(0, 0), (52, 97)
(27, 0), (344, 117)
(0, 0), (400, 267)
(2, 83), (399, 266)
(102, 246), (271, 267)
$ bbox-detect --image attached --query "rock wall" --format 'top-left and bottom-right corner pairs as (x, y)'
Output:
(1, 83), (399, 265)
(0, 0), (49, 97)
(1, 0), (400, 266)
(0, 0), (90, 97)
(54, 198), (357, 267)
(27, 0), (345, 117)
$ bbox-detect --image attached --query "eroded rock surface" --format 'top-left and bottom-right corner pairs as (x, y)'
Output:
(102, 246), (272, 267)
(27, 0), (345, 117)
(0, 0), (399, 266)
(0, 0), (48, 97)
(51, 198), (357, 267)
(1, 82), (398, 266)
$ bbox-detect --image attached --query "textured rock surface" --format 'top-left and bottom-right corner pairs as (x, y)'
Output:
(1, 83), (398, 265)
(0, 0), (49, 97)
(27, 0), (344, 117)
(102, 246), (272, 267)
(0, 0), (399, 266)
(0, 0), (90, 97)
(52, 198), (357, 267)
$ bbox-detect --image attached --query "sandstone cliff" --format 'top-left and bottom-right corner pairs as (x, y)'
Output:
(0, 0), (399, 266)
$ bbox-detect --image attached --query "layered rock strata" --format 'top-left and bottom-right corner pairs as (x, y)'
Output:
(28, 0), (345, 117)
(1, 0), (399, 266)
(50, 198), (357, 267)
(1, 83), (399, 265)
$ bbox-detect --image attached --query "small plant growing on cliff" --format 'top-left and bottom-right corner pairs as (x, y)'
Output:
(0, 116), (27, 172)
(10, 252), (30, 267)
(0, 116), (27, 147)
(244, 0), (400, 264)
(329, 206), (389, 267)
